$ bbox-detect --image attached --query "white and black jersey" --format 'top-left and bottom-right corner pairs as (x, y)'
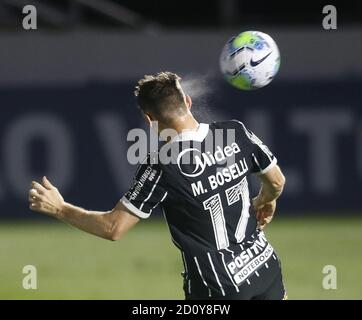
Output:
(122, 120), (285, 299)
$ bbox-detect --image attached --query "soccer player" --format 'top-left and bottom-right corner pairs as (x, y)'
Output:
(28, 72), (286, 300)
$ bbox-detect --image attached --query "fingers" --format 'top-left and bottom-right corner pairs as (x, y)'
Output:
(29, 201), (42, 212)
(28, 191), (42, 211)
(28, 194), (36, 203)
(256, 213), (273, 230)
(28, 191), (47, 213)
(31, 181), (47, 195)
(28, 187), (45, 211)
(29, 188), (43, 200)
(255, 211), (261, 221)
(28, 178), (56, 214)
(257, 220), (266, 230)
(255, 208), (273, 230)
(42, 176), (54, 190)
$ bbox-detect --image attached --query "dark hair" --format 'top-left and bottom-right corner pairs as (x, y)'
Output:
(134, 71), (187, 123)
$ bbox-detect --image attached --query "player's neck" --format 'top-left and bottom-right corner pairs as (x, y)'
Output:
(159, 114), (200, 142)
(171, 114), (200, 134)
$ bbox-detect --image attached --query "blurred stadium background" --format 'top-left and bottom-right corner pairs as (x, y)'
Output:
(0, 0), (361, 299)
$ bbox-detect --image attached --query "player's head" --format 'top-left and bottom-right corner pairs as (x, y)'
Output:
(134, 71), (192, 128)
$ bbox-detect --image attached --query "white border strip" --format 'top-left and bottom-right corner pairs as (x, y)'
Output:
(256, 157), (277, 176)
(194, 256), (211, 297)
(220, 252), (239, 293)
(120, 197), (151, 219)
(207, 252), (225, 296)
(139, 171), (163, 210)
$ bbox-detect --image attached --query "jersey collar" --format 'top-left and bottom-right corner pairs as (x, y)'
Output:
(170, 123), (209, 143)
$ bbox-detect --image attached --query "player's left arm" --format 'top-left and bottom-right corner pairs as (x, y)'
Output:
(253, 165), (286, 229)
(28, 176), (139, 241)
(235, 120), (286, 229)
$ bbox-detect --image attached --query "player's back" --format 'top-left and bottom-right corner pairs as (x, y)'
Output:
(122, 120), (283, 299)
(159, 120), (259, 253)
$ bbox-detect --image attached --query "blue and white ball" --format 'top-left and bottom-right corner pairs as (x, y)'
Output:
(220, 31), (281, 90)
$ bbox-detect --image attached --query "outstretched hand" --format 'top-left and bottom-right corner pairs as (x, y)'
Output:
(28, 176), (64, 218)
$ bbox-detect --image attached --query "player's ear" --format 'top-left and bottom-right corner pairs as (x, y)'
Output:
(185, 95), (192, 110)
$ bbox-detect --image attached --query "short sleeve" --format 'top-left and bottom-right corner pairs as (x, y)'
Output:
(121, 156), (168, 219)
(233, 120), (277, 175)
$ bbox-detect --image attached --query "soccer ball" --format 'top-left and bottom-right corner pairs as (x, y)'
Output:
(220, 31), (280, 90)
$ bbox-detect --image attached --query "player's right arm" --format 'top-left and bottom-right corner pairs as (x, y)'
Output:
(28, 176), (139, 241)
